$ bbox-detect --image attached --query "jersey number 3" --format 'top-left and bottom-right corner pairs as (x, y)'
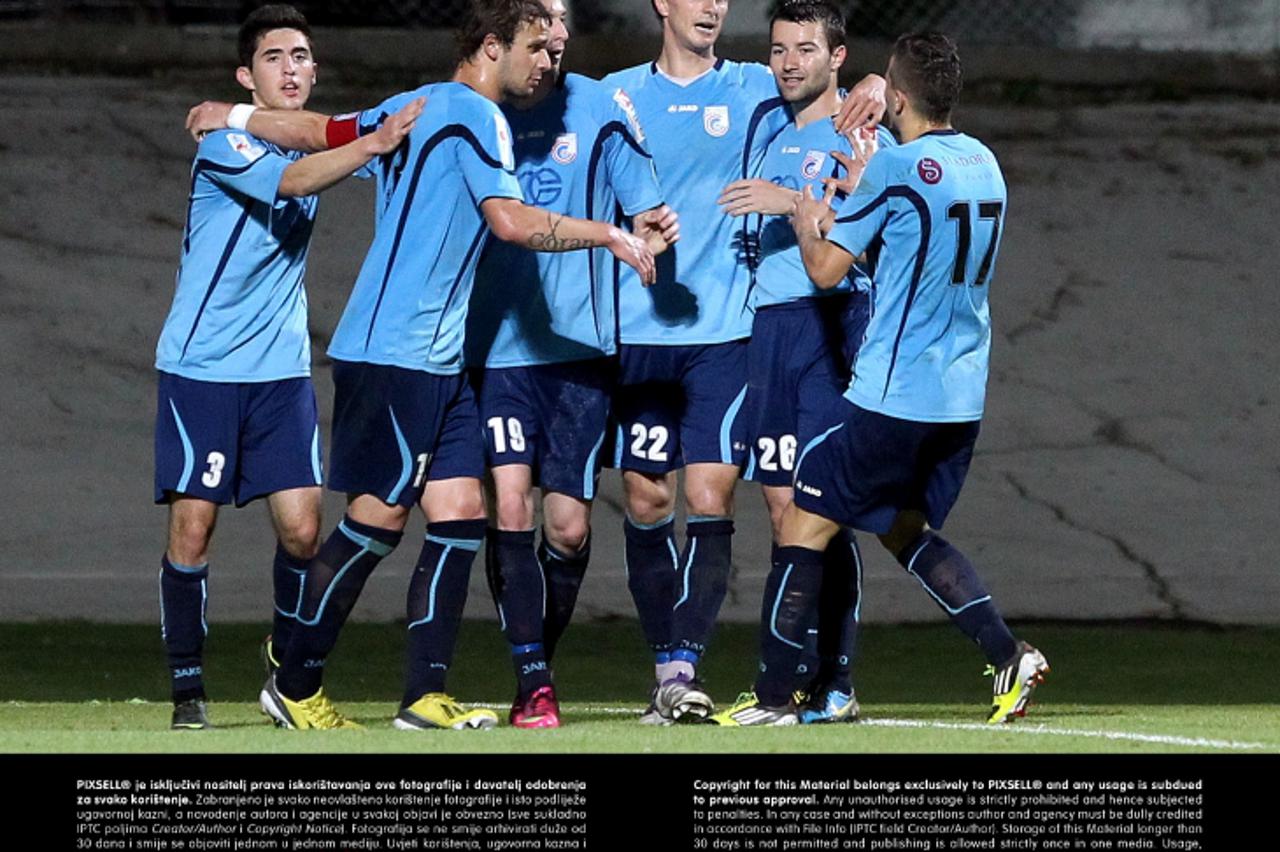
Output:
(946, 200), (1003, 287)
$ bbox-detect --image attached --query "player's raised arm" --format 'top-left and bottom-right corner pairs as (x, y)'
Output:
(833, 73), (887, 134)
(277, 97), (423, 196)
(792, 184), (854, 288)
(481, 198), (657, 285)
(187, 101), (330, 151)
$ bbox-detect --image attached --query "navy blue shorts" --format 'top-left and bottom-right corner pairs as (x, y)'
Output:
(610, 340), (749, 473)
(742, 293), (869, 487)
(792, 400), (981, 534)
(154, 372), (322, 507)
(470, 358), (613, 501)
(328, 360), (484, 508)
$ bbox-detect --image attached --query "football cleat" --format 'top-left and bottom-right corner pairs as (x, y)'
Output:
(260, 635), (279, 678)
(798, 684), (860, 725)
(510, 685), (561, 729)
(171, 698), (213, 730)
(710, 691), (798, 727)
(986, 642), (1050, 725)
(638, 685), (673, 726)
(259, 676), (362, 730)
(394, 693), (499, 731)
(655, 674), (715, 723)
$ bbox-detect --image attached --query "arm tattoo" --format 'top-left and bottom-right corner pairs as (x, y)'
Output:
(529, 213), (600, 252)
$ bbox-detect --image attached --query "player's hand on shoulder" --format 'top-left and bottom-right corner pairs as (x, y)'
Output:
(718, 179), (797, 217)
(633, 204), (680, 256)
(834, 74), (887, 135)
(822, 127), (880, 196)
(186, 101), (234, 142)
(608, 226), (657, 287)
(366, 96), (425, 154)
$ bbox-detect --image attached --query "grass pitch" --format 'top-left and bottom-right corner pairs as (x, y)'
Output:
(1, 620), (1276, 753)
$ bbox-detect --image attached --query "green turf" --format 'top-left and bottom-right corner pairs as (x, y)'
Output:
(1, 621), (1276, 753)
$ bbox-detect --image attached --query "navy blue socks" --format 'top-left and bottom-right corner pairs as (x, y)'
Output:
(160, 555), (209, 703)
(402, 519), (486, 706)
(277, 515), (402, 700)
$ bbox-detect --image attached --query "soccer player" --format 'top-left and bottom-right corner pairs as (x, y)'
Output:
(190, 0), (659, 730)
(599, 0), (886, 724)
(154, 4), (421, 730)
(713, 0), (893, 726)
(465, 0), (678, 729)
(720, 32), (1048, 725)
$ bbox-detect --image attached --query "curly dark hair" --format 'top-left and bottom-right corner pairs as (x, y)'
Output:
(455, 0), (552, 64)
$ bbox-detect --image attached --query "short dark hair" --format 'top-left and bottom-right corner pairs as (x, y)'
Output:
(890, 32), (962, 123)
(456, 0), (552, 64)
(237, 4), (311, 68)
(770, 1), (846, 52)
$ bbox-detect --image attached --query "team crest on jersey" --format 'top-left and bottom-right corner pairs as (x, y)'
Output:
(226, 132), (265, 162)
(551, 133), (578, 165)
(917, 157), (943, 184)
(801, 150), (827, 180)
(613, 88), (646, 143)
(703, 105), (730, 138)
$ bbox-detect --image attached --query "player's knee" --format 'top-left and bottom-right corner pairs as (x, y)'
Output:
(546, 515), (590, 553)
(278, 519), (321, 560)
(685, 484), (734, 518)
(494, 490), (535, 530)
(168, 519), (214, 565)
(624, 473), (675, 523)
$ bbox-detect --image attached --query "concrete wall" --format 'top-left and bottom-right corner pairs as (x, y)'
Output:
(1, 70), (1276, 627)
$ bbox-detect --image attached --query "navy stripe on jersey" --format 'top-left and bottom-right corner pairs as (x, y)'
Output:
(181, 156), (263, 254)
(741, 96), (789, 295)
(180, 203), (254, 360)
(364, 125), (509, 350)
(832, 185), (931, 402)
(585, 120), (653, 347)
(429, 223), (489, 352)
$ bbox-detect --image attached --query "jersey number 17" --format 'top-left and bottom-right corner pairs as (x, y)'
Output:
(946, 200), (1004, 287)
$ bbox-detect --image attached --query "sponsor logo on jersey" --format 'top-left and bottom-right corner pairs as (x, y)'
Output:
(917, 157), (943, 185)
(782, 146), (801, 154)
(613, 88), (647, 143)
(551, 133), (578, 165)
(226, 132), (265, 162)
(668, 104), (699, 113)
(496, 117), (515, 170)
(801, 150), (827, 180)
(704, 105), (730, 137)
(520, 168), (564, 205)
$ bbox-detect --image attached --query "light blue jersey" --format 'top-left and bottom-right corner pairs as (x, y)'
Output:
(826, 130), (1007, 422)
(602, 60), (788, 344)
(327, 82), (523, 375)
(753, 122), (896, 308)
(156, 129), (315, 382)
(466, 74), (664, 368)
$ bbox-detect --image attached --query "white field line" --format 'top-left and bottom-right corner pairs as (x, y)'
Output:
(477, 703), (1276, 752)
(12, 701), (1272, 751)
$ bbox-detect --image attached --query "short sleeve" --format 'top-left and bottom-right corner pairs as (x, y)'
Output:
(827, 149), (892, 259)
(355, 89), (422, 136)
(196, 130), (290, 205)
(604, 87), (663, 216)
(458, 106), (522, 204)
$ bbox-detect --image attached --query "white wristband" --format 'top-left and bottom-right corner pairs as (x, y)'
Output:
(227, 103), (258, 131)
